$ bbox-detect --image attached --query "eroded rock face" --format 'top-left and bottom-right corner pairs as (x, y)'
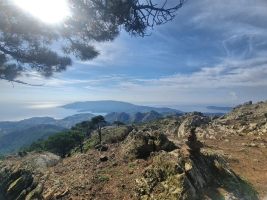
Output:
(0, 152), (60, 200)
(0, 168), (42, 200)
(177, 113), (210, 138)
(135, 148), (259, 200)
(123, 130), (177, 159)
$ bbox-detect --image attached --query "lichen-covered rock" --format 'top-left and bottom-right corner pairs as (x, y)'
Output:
(206, 101), (267, 137)
(135, 148), (259, 200)
(0, 169), (37, 200)
(0, 152), (60, 200)
(123, 130), (177, 159)
(25, 183), (43, 200)
(177, 113), (210, 138)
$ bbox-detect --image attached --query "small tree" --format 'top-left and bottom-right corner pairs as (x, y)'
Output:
(91, 116), (106, 144)
(25, 140), (45, 152)
(44, 132), (76, 158)
(72, 120), (94, 138)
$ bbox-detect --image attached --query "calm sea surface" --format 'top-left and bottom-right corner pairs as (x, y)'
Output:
(0, 103), (79, 121)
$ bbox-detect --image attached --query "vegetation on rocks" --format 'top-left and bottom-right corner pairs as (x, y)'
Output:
(0, 152), (60, 200)
(84, 125), (133, 151)
(122, 129), (177, 159)
(135, 149), (259, 200)
(25, 131), (85, 158)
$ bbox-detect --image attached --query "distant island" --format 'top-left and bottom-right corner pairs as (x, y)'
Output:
(61, 100), (183, 114)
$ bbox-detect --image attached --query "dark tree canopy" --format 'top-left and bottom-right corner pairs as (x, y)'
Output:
(91, 115), (106, 144)
(91, 115), (106, 126)
(0, 0), (184, 84)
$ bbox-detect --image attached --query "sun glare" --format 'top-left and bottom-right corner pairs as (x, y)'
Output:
(12, 0), (70, 24)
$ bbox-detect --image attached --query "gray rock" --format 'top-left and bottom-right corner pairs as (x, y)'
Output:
(177, 113), (210, 138)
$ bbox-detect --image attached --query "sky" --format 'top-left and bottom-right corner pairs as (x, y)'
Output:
(1, 0), (267, 108)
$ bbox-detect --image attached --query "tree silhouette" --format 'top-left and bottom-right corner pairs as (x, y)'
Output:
(91, 115), (106, 144)
(0, 0), (184, 84)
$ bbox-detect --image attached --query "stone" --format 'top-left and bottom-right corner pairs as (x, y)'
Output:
(25, 183), (43, 200)
(95, 144), (108, 151)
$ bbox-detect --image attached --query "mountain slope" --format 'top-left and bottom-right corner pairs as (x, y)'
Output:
(56, 113), (95, 128)
(0, 117), (56, 136)
(62, 100), (182, 114)
(0, 113), (95, 154)
(0, 124), (66, 154)
(105, 110), (164, 124)
(0, 113), (95, 135)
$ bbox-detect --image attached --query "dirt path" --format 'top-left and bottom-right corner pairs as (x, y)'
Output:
(205, 135), (267, 199)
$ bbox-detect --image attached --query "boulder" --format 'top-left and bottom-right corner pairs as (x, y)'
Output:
(31, 152), (61, 170)
(95, 144), (109, 151)
(123, 130), (176, 159)
(177, 113), (210, 138)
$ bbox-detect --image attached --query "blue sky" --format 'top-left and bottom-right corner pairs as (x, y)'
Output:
(1, 0), (267, 107)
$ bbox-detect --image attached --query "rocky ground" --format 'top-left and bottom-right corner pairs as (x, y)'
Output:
(0, 101), (266, 200)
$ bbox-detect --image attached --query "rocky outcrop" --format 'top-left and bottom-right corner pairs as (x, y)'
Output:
(200, 101), (267, 138)
(177, 112), (210, 138)
(123, 130), (177, 159)
(220, 101), (267, 135)
(0, 152), (60, 200)
(135, 148), (259, 200)
(0, 168), (42, 200)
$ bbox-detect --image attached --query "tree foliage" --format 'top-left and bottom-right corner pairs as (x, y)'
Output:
(25, 131), (85, 158)
(24, 116), (107, 157)
(0, 0), (184, 84)
(91, 115), (106, 144)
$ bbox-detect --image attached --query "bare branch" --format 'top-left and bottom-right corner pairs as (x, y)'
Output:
(0, 77), (43, 86)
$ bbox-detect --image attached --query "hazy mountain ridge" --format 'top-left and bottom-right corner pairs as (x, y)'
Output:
(0, 108), (178, 154)
(0, 101), (225, 154)
(0, 113), (95, 154)
(0, 124), (66, 154)
(0, 113), (95, 135)
(62, 100), (183, 114)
